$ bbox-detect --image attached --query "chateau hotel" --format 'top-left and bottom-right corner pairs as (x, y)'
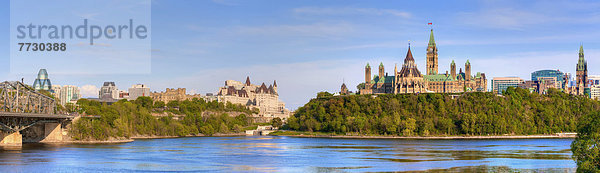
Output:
(360, 29), (487, 94)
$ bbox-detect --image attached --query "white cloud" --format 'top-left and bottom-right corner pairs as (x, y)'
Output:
(80, 85), (99, 98)
(293, 7), (411, 18)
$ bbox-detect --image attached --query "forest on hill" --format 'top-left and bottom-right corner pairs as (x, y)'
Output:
(287, 87), (600, 136)
(70, 97), (257, 140)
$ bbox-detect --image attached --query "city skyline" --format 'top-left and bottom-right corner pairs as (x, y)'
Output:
(1, 0), (600, 109)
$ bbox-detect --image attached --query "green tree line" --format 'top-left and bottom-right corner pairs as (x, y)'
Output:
(70, 97), (252, 140)
(287, 87), (600, 136)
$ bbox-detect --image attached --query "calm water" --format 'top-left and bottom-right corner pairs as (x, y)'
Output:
(0, 136), (575, 172)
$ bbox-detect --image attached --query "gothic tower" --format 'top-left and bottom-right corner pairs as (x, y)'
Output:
(365, 63), (371, 83)
(576, 44), (588, 95)
(465, 60), (471, 81)
(426, 29), (438, 75)
(379, 62), (385, 78)
(450, 60), (456, 79)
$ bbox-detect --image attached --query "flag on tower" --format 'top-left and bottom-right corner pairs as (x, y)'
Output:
(428, 22), (432, 25)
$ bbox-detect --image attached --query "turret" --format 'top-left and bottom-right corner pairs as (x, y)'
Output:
(365, 63), (371, 83)
(450, 60), (456, 79)
(379, 62), (385, 78)
(465, 59), (471, 81)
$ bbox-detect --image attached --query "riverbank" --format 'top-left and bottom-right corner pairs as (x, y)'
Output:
(270, 131), (577, 139)
(61, 133), (247, 144)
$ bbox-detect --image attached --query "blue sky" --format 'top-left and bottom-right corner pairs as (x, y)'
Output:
(2, 0), (600, 109)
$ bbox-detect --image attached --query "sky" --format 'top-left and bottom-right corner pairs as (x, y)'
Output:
(1, 0), (600, 109)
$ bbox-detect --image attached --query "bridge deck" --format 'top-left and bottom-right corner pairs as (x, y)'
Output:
(0, 112), (73, 119)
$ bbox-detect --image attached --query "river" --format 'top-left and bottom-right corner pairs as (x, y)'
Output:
(0, 136), (575, 172)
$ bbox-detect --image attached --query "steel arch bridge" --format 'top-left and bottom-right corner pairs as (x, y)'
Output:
(0, 81), (71, 133)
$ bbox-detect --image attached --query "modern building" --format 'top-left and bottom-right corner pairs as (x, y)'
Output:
(531, 70), (566, 89)
(359, 29), (487, 94)
(99, 82), (119, 100)
(32, 69), (53, 92)
(588, 75), (600, 86)
(216, 77), (290, 121)
(52, 85), (81, 106)
(491, 77), (524, 94)
(128, 84), (150, 100)
(591, 85), (600, 100)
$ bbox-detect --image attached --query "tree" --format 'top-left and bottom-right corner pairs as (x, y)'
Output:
(317, 92), (333, 98)
(271, 117), (283, 128)
(571, 111), (600, 172)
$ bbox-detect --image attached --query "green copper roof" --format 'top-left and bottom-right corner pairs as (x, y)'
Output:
(451, 60), (455, 65)
(466, 59), (470, 65)
(578, 45), (587, 71)
(379, 62), (384, 67)
(428, 29), (435, 46)
(366, 63), (370, 68)
(424, 74), (456, 82)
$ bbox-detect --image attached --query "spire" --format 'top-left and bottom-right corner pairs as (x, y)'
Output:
(466, 59), (470, 65)
(366, 63), (370, 68)
(451, 60), (455, 65)
(379, 62), (384, 67)
(428, 29), (435, 47)
(273, 80), (277, 87)
(578, 44), (586, 71)
(404, 46), (414, 63)
(245, 76), (251, 86)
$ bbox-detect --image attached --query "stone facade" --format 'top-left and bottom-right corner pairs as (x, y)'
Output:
(576, 44), (588, 96)
(216, 77), (290, 121)
(359, 29), (487, 94)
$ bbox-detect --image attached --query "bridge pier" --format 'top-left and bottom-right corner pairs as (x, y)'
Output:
(41, 122), (63, 142)
(0, 131), (22, 146)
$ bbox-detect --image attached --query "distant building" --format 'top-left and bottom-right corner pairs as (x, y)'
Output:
(576, 45), (588, 95)
(128, 84), (150, 100)
(340, 83), (349, 95)
(359, 29), (487, 94)
(588, 75), (600, 86)
(150, 88), (211, 103)
(52, 85), (80, 106)
(531, 70), (565, 89)
(119, 90), (129, 100)
(32, 69), (53, 92)
(591, 85), (600, 100)
(491, 77), (524, 94)
(216, 77), (290, 120)
(99, 82), (119, 100)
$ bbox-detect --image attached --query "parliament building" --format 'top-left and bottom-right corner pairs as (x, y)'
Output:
(359, 29), (487, 94)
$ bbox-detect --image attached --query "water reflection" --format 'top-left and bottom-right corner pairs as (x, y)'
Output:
(0, 137), (576, 172)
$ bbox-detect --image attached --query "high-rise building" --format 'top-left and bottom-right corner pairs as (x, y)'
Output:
(576, 44), (588, 95)
(491, 77), (524, 94)
(32, 69), (53, 92)
(99, 82), (119, 100)
(128, 84), (150, 100)
(51, 85), (80, 105)
(531, 70), (565, 90)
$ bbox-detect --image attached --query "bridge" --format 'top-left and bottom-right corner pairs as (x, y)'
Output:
(0, 81), (72, 146)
